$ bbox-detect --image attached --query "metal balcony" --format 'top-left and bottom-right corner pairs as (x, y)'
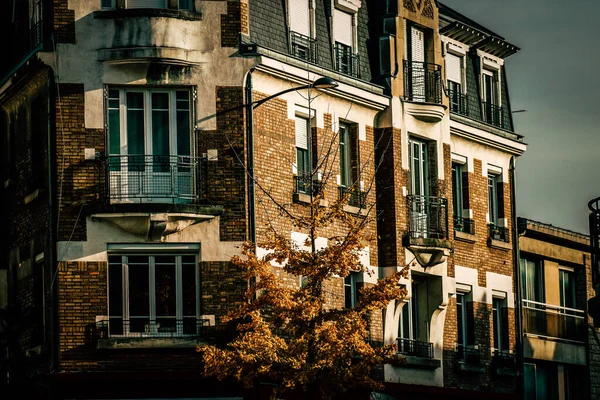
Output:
(106, 155), (205, 204)
(338, 186), (366, 208)
(403, 60), (443, 104)
(96, 317), (226, 339)
(290, 31), (318, 63)
(522, 300), (586, 342)
(334, 44), (360, 78)
(488, 224), (510, 243)
(454, 216), (475, 235)
(396, 338), (434, 358)
(482, 101), (509, 129)
(448, 89), (469, 116)
(456, 344), (481, 364)
(295, 172), (322, 197)
(407, 195), (449, 240)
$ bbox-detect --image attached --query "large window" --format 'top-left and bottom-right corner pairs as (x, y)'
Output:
(333, 9), (358, 76)
(108, 254), (199, 336)
(559, 268), (576, 309)
(520, 258), (544, 303)
(107, 88), (193, 202)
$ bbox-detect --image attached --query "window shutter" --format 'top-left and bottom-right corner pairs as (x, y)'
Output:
(289, 0), (310, 36)
(466, 301), (476, 345)
(446, 53), (462, 84)
(127, 0), (167, 9)
(501, 307), (510, 351)
(333, 8), (353, 46)
(410, 26), (424, 62)
(295, 116), (309, 150)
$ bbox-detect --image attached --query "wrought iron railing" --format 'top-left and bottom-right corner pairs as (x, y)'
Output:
(338, 186), (366, 209)
(396, 338), (434, 358)
(482, 101), (508, 129)
(407, 195), (449, 239)
(295, 172), (322, 197)
(454, 216), (475, 235)
(488, 224), (509, 243)
(448, 89), (469, 116)
(290, 31), (318, 63)
(492, 349), (516, 369)
(334, 44), (360, 78)
(456, 345), (481, 364)
(106, 155), (205, 204)
(522, 300), (586, 342)
(96, 317), (226, 338)
(403, 60), (443, 104)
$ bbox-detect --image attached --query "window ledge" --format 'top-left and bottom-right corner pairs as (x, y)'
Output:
(342, 204), (367, 216)
(97, 337), (203, 350)
(402, 355), (441, 369)
(293, 192), (328, 207)
(454, 230), (476, 243)
(94, 9), (202, 21)
(487, 237), (511, 251)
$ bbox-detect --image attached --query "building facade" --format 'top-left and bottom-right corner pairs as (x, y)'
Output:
(517, 217), (598, 400)
(0, 1), (526, 399)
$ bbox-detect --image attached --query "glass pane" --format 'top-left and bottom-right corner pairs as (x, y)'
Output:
(401, 302), (410, 339)
(108, 256), (123, 335)
(128, 256), (149, 332)
(524, 364), (536, 400)
(126, 92), (145, 157)
(456, 293), (464, 346)
(152, 93), (170, 173)
(155, 256), (176, 318)
(176, 91), (191, 157)
(182, 256), (196, 317)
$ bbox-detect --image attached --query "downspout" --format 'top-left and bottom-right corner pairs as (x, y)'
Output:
(245, 68), (256, 245)
(510, 156), (524, 397)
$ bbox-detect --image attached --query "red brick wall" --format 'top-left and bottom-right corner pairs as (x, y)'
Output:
(221, 1), (242, 47)
(53, 0), (76, 44)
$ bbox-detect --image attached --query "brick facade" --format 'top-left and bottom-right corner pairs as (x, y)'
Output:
(53, 0), (76, 44)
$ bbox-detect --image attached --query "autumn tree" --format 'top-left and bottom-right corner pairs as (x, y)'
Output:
(199, 116), (407, 398)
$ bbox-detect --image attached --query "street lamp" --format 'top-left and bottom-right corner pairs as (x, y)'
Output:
(245, 73), (339, 244)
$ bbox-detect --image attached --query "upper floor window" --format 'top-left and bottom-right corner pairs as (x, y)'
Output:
(456, 289), (475, 347)
(452, 159), (473, 234)
(446, 52), (466, 114)
(520, 258), (544, 303)
(295, 115), (313, 195)
(482, 68), (501, 126)
(108, 253), (199, 337)
(404, 21), (441, 103)
(333, 8), (359, 77)
(30, 0), (43, 48)
(559, 268), (576, 309)
(106, 87), (195, 203)
(288, 0), (316, 62)
(101, 0), (192, 11)
(344, 272), (359, 308)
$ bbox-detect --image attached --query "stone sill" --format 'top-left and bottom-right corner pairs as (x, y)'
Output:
(457, 361), (486, 373)
(403, 355), (441, 369)
(97, 337), (203, 350)
(293, 192), (329, 207)
(94, 9), (202, 21)
(342, 204), (367, 216)
(454, 230), (476, 243)
(487, 237), (511, 251)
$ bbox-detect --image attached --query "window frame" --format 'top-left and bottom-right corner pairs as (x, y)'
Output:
(456, 288), (474, 347)
(492, 295), (508, 352)
(520, 258), (545, 303)
(344, 271), (359, 308)
(107, 253), (200, 337)
(559, 268), (576, 309)
(487, 172), (499, 226)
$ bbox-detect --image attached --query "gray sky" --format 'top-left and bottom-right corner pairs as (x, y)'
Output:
(442, 0), (600, 234)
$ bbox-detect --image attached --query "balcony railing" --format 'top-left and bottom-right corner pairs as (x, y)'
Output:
(338, 186), (366, 209)
(448, 89), (469, 116)
(403, 60), (443, 104)
(454, 216), (475, 235)
(522, 300), (586, 342)
(396, 338), (434, 359)
(407, 195), (449, 239)
(456, 345), (481, 364)
(96, 317), (225, 338)
(447, 92), (514, 132)
(492, 350), (516, 369)
(106, 155), (205, 204)
(295, 172), (322, 197)
(290, 31), (318, 63)
(488, 224), (509, 243)
(334, 44), (360, 78)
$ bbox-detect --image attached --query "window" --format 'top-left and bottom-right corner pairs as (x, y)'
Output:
(492, 295), (508, 351)
(487, 173), (499, 226)
(338, 122), (361, 205)
(107, 88), (193, 202)
(559, 269), (576, 309)
(482, 69), (500, 126)
(446, 53), (465, 114)
(456, 289), (474, 347)
(452, 162), (464, 227)
(101, 0), (192, 10)
(30, 0), (43, 48)
(344, 272), (359, 308)
(289, 0), (316, 62)
(333, 9), (358, 77)
(520, 258), (544, 303)
(398, 298), (413, 340)
(295, 115), (311, 193)
(108, 254), (199, 336)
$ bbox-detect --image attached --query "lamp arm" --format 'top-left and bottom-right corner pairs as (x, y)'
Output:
(252, 84), (311, 109)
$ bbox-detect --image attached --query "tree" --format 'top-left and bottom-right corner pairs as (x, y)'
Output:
(199, 180), (407, 398)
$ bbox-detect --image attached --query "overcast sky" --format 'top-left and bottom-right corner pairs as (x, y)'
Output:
(441, 0), (600, 234)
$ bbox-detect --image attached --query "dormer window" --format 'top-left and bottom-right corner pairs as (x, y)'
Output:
(333, 8), (359, 77)
(288, 0), (317, 62)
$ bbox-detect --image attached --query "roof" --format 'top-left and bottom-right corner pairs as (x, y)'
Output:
(518, 217), (590, 246)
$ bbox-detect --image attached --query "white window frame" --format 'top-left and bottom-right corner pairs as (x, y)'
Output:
(107, 253), (200, 337)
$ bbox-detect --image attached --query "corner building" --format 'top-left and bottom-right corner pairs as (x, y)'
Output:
(0, 0), (526, 398)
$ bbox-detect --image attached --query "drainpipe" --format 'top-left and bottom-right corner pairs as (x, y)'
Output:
(245, 68), (256, 245)
(510, 156), (524, 397)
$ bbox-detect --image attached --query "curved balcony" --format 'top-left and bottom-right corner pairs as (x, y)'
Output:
(94, 8), (208, 65)
(403, 61), (445, 122)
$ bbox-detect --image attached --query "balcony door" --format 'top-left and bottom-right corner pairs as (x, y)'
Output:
(407, 25), (425, 102)
(107, 88), (192, 203)
(409, 138), (428, 237)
